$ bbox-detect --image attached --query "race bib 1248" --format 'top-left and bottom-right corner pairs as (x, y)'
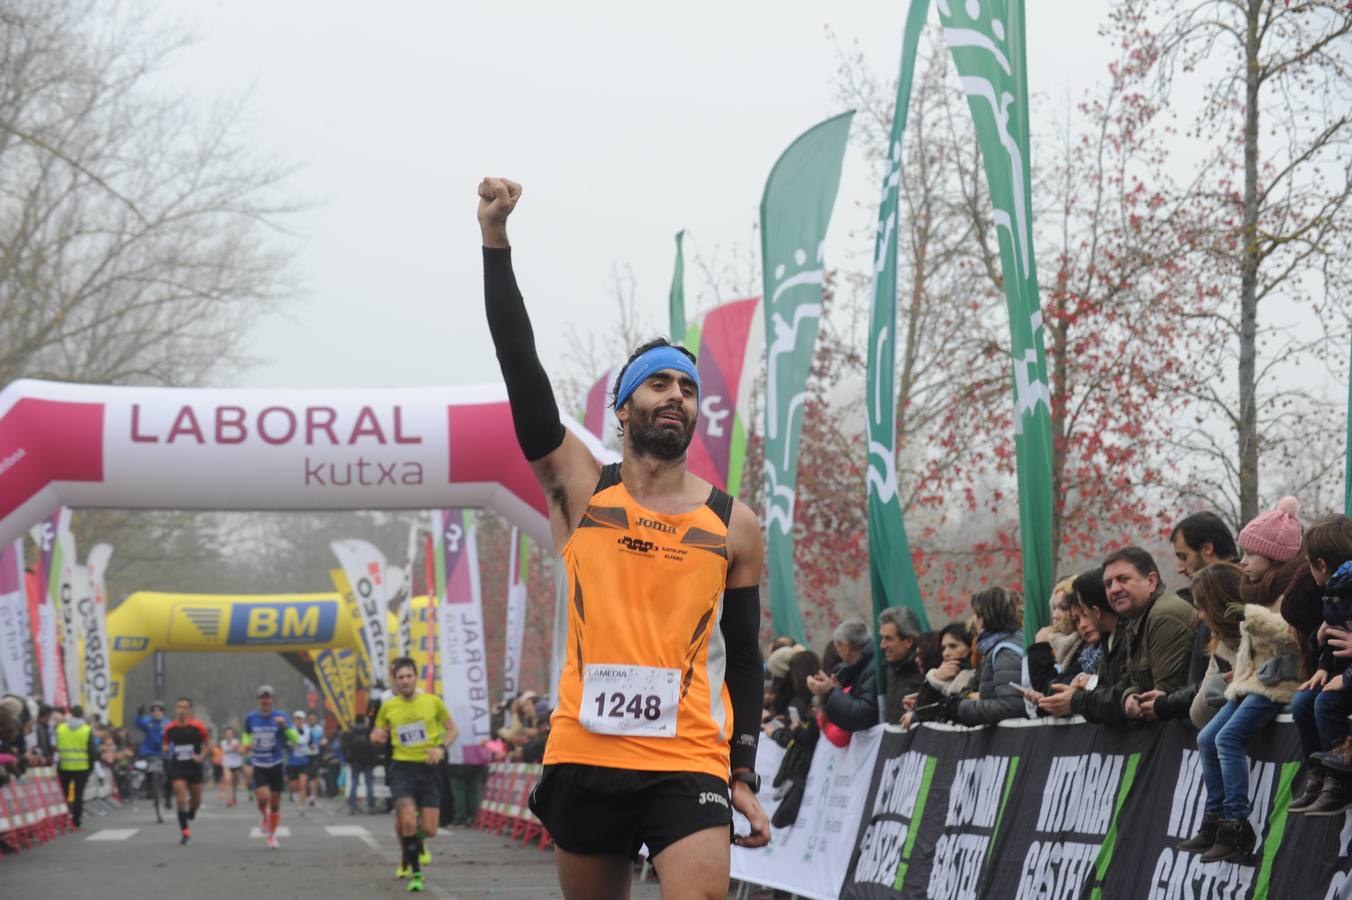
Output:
(579, 664), (680, 739)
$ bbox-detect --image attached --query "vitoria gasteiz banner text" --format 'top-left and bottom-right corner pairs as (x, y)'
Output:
(0, 379), (615, 548)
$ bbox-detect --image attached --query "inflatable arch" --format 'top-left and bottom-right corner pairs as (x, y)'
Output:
(108, 591), (359, 726)
(0, 379), (616, 549)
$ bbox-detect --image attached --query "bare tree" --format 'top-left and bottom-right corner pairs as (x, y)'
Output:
(0, 0), (301, 388)
(1133, 0), (1352, 524)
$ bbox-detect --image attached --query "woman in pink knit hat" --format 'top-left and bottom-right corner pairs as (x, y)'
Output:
(1237, 496), (1305, 607)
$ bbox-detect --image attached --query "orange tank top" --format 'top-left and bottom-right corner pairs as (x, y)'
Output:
(544, 464), (734, 780)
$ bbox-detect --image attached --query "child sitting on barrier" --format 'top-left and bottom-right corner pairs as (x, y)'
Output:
(1177, 561), (1300, 862)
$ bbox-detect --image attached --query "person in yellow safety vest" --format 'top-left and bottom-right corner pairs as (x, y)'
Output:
(56, 705), (100, 829)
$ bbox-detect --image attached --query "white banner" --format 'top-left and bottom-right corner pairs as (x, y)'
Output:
(503, 528), (528, 700)
(56, 528), (83, 706)
(0, 539), (30, 694)
(1, 380), (620, 551)
(433, 509), (491, 764)
(731, 726), (884, 900)
(83, 543), (113, 722)
(331, 538), (390, 683)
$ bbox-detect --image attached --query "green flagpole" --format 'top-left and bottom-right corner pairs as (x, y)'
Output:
(669, 230), (686, 344)
(760, 111), (855, 644)
(936, 0), (1055, 643)
(868, 0), (933, 693)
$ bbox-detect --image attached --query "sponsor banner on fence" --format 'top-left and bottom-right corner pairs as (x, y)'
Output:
(832, 719), (1339, 900)
(732, 726), (883, 899)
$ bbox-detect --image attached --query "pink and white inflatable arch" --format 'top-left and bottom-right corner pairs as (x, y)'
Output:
(0, 379), (615, 546)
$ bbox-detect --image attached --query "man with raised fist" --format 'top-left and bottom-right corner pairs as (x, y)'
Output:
(479, 176), (770, 899)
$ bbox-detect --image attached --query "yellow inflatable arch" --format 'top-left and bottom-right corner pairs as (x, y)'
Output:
(107, 591), (431, 726)
(108, 591), (357, 725)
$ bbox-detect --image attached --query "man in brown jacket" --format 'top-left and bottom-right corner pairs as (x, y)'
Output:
(1102, 546), (1197, 721)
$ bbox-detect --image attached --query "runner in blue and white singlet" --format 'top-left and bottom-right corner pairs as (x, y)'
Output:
(241, 685), (298, 848)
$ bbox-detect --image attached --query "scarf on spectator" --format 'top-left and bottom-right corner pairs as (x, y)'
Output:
(1076, 640), (1104, 675)
(976, 630), (1019, 660)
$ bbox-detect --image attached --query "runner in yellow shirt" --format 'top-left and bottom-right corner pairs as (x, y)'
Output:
(372, 656), (459, 894)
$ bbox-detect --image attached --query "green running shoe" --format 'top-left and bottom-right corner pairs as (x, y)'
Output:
(395, 863), (412, 879)
(406, 872), (424, 893)
(418, 844), (431, 866)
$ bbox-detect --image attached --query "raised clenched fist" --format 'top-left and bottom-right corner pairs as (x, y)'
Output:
(477, 177), (521, 229)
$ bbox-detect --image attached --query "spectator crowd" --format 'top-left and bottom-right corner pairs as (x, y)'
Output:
(759, 500), (1352, 862)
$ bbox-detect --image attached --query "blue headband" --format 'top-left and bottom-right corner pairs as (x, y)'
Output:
(613, 346), (700, 410)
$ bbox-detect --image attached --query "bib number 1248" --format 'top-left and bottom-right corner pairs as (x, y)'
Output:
(579, 664), (679, 738)
(594, 692), (662, 721)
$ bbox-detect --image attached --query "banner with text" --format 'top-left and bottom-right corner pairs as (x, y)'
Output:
(685, 297), (763, 497)
(29, 507), (68, 704)
(732, 726), (884, 899)
(825, 719), (1336, 900)
(503, 527), (528, 701)
(332, 538), (391, 684)
(56, 527), (82, 706)
(83, 543), (113, 722)
(432, 509), (491, 764)
(0, 539), (29, 695)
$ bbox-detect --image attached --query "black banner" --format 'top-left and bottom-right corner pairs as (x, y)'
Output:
(841, 719), (1347, 900)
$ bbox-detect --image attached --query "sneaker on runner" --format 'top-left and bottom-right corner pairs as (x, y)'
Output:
(406, 873), (424, 893)
(418, 844), (431, 866)
(395, 863), (412, 879)
(180, 830), (190, 845)
(267, 832), (279, 849)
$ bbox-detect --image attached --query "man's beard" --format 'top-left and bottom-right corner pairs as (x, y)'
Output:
(627, 401), (696, 461)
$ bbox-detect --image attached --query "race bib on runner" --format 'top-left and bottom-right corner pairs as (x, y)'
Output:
(253, 732), (275, 751)
(395, 721), (427, 746)
(173, 744), (195, 761)
(579, 664), (680, 738)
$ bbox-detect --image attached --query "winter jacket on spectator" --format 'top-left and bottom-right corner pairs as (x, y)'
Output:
(1226, 603), (1301, 705)
(953, 633), (1025, 726)
(912, 664), (976, 723)
(1150, 622), (1213, 723)
(1124, 590), (1196, 698)
(1026, 635), (1091, 695)
(1071, 627), (1131, 725)
(1186, 640), (1237, 730)
(882, 650), (926, 726)
(823, 643), (879, 733)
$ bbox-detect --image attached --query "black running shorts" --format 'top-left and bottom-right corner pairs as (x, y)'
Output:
(252, 764), (285, 793)
(167, 762), (203, 785)
(529, 764), (732, 860)
(388, 760), (442, 809)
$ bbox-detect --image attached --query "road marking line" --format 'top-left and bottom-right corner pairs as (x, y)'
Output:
(249, 826), (292, 837)
(87, 828), (139, 841)
(326, 824), (382, 850)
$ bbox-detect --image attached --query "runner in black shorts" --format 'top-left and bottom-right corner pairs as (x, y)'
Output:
(242, 685), (300, 849)
(480, 178), (770, 899)
(163, 697), (209, 845)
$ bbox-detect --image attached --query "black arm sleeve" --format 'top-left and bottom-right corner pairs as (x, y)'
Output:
(720, 585), (763, 773)
(483, 246), (567, 461)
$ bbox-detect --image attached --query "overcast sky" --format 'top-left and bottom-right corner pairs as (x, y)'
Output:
(158, 1), (1115, 391)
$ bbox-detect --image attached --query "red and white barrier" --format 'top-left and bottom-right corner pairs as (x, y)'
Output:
(0, 766), (73, 858)
(476, 763), (550, 850)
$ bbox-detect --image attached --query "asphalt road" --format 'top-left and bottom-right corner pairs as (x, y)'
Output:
(11, 792), (671, 899)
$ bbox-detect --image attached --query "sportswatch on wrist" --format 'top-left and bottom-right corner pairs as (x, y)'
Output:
(730, 769), (761, 793)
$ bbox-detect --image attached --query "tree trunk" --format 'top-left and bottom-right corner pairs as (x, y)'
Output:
(1237, 0), (1262, 525)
